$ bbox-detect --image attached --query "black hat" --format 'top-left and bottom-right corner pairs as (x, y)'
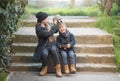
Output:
(35, 12), (48, 22)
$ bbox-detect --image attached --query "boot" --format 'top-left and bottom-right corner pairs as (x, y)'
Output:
(39, 66), (47, 76)
(64, 65), (70, 74)
(70, 64), (76, 73)
(55, 64), (62, 77)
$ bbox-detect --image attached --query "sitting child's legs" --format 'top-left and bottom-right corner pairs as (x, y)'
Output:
(68, 49), (76, 73)
(61, 50), (70, 74)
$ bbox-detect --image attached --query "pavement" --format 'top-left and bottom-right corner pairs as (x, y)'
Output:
(6, 71), (120, 81)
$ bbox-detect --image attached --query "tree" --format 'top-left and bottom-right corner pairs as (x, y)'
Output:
(105, 0), (113, 16)
(70, 0), (75, 8)
(97, 0), (113, 16)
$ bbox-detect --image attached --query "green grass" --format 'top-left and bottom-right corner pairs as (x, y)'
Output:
(95, 16), (120, 33)
(95, 16), (120, 71)
(0, 69), (7, 81)
(25, 5), (100, 16)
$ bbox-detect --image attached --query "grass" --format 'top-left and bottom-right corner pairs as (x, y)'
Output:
(25, 5), (100, 16)
(0, 69), (7, 81)
(95, 16), (120, 71)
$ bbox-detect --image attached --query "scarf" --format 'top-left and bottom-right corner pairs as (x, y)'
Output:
(45, 25), (55, 43)
(59, 30), (70, 43)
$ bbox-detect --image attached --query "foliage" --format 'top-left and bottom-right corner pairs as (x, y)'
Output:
(96, 0), (120, 16)
(0, 0), (27, 71)
(113, 34), (120, 71)
(115, 0), (120, 6)
(95, 16), (119, 33)
(110, 3), (120, 16)
(84, 5), (100, 16)
(26, 5), (102, 16)
(95, 16), (120, 71)
(96, 0), (107, 13)
(0, 68), (7, 81)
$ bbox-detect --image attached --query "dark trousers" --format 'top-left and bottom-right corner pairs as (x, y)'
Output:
(41, 45), (60, 67)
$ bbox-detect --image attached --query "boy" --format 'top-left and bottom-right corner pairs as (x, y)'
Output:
(57, 22), (76, 74)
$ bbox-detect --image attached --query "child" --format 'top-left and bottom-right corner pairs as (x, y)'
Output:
(57, 22), (76, 74)
(33, 12), (62, 77)
(52, 14), (62, 25)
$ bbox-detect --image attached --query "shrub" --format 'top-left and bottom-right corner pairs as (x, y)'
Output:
(95, 16), (120, 71)
(0, 0), (27, 72)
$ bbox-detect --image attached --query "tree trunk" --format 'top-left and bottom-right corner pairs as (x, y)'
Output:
(105, 0), (113, 16)
(70, 0), (75, 8)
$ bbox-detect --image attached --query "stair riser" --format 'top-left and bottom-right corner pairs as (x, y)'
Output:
(10, 66), (116, 72)
(75, 46), (113, 54)
(76, 56), (115, 64)
(76, 67), (117, 72)
(18, 21), (95, 27)
(10, 66), (40, 72)
(12, 55), (115, 64)
(13, 46), (113, 54)
(13, 35), (113, 44)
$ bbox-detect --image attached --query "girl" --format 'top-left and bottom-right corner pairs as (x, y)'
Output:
(33, 12), (62, 77)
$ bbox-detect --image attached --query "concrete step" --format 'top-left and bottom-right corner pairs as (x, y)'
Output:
(76, 63), (117, 72)
(18, 16), (97, 27)
(76, 53), (115, 64)
(12, 43), (114, 54)
(11, 26), (116, 72)
(12, 53), (115, 64)
(13, 27), (113, 44)
(10, 63), (41, 71)
(10, 62), (117, 72)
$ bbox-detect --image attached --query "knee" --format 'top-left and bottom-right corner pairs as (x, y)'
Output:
(51, 46), (57, 52)
(61, 53), (67, 58)
(42, 52), (48, 58)
(69, 52), (75, 57)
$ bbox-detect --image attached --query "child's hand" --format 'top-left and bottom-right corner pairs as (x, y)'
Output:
(66, 44), (71, 48)
(53, 20), (57, 25)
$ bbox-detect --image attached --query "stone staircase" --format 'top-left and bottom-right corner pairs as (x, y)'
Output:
(10, 16), (117, 72)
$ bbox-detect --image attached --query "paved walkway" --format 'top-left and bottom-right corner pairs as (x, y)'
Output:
(6, 72), (120, 81)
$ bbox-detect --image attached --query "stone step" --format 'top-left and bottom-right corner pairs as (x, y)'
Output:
(10, 63), (117, 72)
(13, 27), (113, 44)
(76, 63), (117, 72)
(12, 43), (114, 54)
(12, 53), (115, 64)
(13, 34), (113, 44)
(18, 16), (97, 27)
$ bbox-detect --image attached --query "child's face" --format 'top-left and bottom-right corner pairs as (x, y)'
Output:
(59, 25), (66, 33)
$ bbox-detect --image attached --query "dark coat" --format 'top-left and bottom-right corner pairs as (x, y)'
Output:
(32, 24), (58, 61)
(56, 30), (75, 50)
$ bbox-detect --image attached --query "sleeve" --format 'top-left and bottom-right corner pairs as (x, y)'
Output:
(36, 25), (58, 38)
(69, 33), (75, 48)
(51, 24), (59, 33)
(56, 36), (62, 48)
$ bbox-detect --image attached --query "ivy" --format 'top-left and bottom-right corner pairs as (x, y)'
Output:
(0, 0), (27, 72)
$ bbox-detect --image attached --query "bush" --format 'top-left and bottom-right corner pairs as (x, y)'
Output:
(0, 69), (6, 81)
(26, 5), (102, 16)
(95, 16), (119, 33)
(95, 16), (120, 71)
(0, 0), (27, 72)
(110, 3), (120, 16)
